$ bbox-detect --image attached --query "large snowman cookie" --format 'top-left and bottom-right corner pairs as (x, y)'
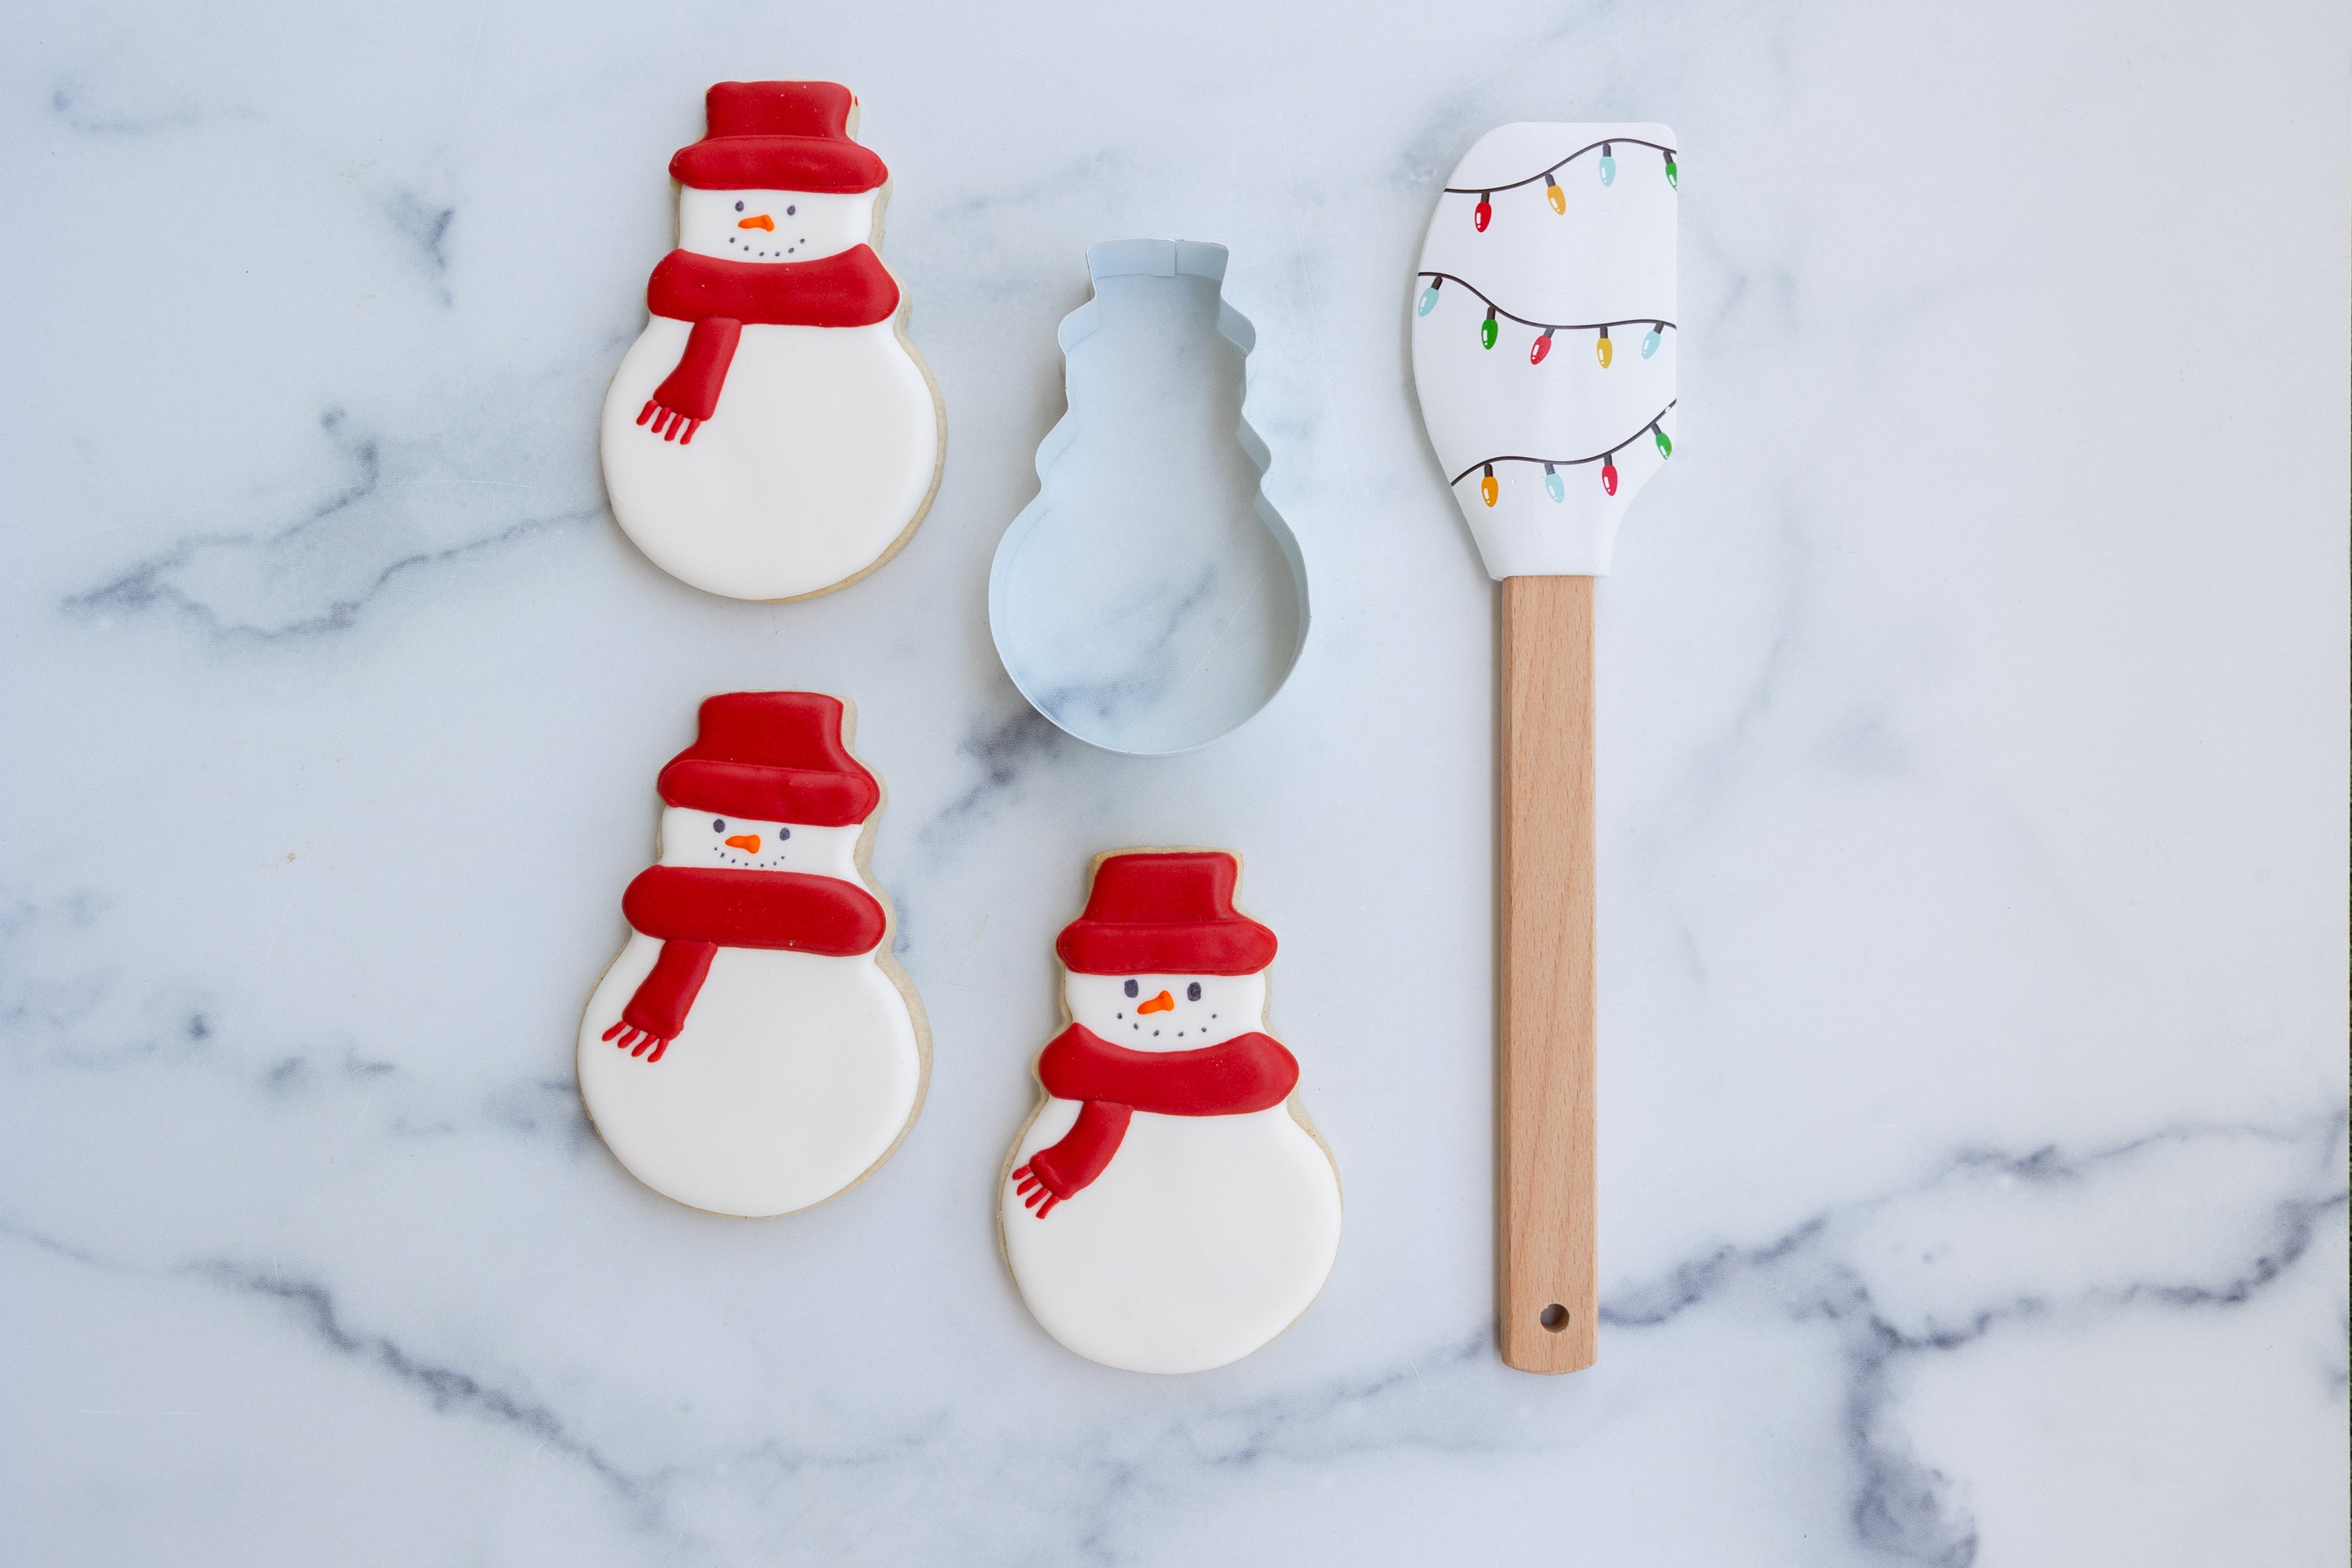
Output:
(578, 691), (928, 1216)
(600, 82), (945, 601)
(1000, 850), (1341, 1373)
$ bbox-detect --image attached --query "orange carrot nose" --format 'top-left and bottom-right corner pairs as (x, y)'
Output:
(724, 833), (761, 853)
(1137, 990), (1174, 1014)
(737, 214), (774, 231)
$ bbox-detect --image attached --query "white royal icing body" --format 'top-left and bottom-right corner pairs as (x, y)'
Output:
(1001, 970), (1342, 1375)
(599, 186), (940, 601)
(1410, 122), (1678, 579)
(576, 808), (922, 1218)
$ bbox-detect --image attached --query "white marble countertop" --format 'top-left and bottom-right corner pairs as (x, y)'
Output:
(4, 1), (2346, 1563)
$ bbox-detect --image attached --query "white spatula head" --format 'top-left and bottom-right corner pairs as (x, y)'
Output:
(1410, 122), (1679, 579)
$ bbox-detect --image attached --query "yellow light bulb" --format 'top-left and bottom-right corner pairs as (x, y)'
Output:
(1595, 333), (1613, 368)
(1480, 464), (1498, 507)
(1545, 177), (1565, 215)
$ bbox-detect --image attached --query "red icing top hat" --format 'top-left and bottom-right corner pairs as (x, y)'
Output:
(1056, 851), (1277, 977)
(656, 692), (880, 827)
(668, 82), (887, 194)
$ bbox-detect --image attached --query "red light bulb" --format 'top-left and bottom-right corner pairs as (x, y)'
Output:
(1600, 456), (1619, 496)
(1530, 328), (1553, 365)
(1474, 193), (1492, 232)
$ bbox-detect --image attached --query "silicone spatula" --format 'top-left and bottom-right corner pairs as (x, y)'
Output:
(1407, 122), (1679, 1374)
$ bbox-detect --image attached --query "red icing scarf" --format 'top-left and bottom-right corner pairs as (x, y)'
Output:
(601, 866), (886, 1062)
(1010, 1022), (1298, 1217)
(633, 246), (902, 442)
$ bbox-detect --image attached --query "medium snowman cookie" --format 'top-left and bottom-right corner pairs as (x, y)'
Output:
(578, 691), (928, 1217)
(1000, 850), (1341, 1373)
(600, 82), (945, 601)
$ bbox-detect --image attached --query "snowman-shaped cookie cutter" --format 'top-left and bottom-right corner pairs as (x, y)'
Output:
(987, 240), (1309, 756)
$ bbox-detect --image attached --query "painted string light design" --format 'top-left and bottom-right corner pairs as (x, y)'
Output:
(1457, 401), (1677, 506)
(1449, 136), (1678, 230)
(1416, 272), (1675, 368)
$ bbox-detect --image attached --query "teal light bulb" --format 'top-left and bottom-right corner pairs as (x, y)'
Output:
(1641, 325), (1662, 358)
(1417, 283), (1439, 317)
(1598, 143), (1616, 186)
(1543, 463), (1564, 503)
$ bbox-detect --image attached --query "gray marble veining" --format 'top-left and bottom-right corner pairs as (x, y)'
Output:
(2, 0), (2344, 1563)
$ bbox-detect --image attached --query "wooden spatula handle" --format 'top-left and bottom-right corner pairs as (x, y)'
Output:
(1497, 573), (1598, 1374)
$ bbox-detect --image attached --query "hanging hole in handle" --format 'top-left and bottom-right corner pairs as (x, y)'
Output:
(1539, 1304), (1570, 1332)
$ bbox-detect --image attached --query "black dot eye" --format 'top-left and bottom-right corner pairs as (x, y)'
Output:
(1123, 979), (1138, 998)
(734, 201), (744, 212)
(777, 827), (790, 840)
(786, 204), (796, 215)
(1187, 982), (1202, 1002)
(712, 818), (726, 831)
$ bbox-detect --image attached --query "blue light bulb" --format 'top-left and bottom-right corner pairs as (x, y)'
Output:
(1598, 143), (1616, 186)
(1641, 325), (1661, 358)
(1417, 283), (1439, 317)
(1543, 463), (1564, 503)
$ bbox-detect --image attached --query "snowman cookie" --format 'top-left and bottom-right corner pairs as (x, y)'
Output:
(1000, 850), (1341, 1374)
(600, 82), (945, 601)
(578, 691), (928, 1217)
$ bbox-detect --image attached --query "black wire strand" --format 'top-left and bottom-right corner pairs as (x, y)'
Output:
(1418, 273), (1675, 334)
(1441, 138), (1677, 194)
(1449, 401), (1679, 487)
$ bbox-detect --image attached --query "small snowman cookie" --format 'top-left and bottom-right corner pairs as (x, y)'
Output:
(578, 691), (927, 1217)
(600, 82), (944, 601)
(1000, 850), (1341, 1373)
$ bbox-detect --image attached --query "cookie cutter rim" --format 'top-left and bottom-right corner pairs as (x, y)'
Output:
(986, 238), (1311, 757)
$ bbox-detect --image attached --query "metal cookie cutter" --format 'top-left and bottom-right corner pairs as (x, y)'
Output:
(987, 240), (1309, 756)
